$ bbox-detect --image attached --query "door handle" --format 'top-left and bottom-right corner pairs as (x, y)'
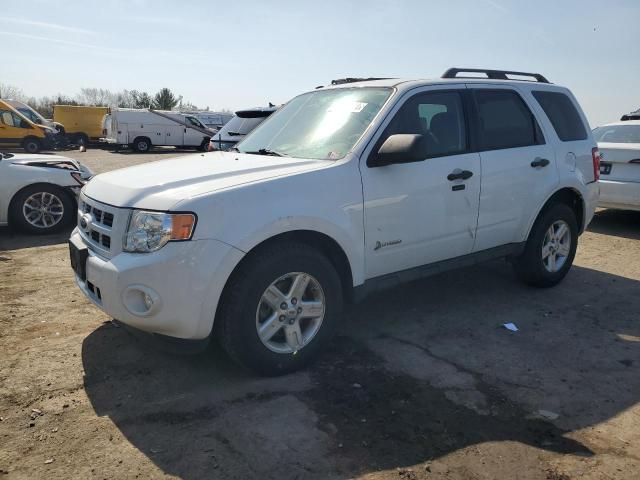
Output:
(531, 157), (550, 168)
(447, 169), (473, 181)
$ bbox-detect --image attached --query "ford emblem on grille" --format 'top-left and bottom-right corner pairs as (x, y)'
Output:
(80, 213), (93, 232)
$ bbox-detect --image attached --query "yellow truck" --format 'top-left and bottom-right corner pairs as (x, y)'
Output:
(0, 99), (57, 153)
(53, 105), (109, 145)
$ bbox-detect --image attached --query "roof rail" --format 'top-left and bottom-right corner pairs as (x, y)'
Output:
(330, 77), (389, 85)
(442, 68), (550, 84)
(621, 108), (640, 121)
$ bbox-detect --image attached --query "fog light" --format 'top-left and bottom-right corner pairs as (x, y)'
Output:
(122, 285), (161, 317)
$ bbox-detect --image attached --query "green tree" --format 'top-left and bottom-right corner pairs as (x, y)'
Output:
(130, 90), (153, 109)
(152, 88), (180, 110)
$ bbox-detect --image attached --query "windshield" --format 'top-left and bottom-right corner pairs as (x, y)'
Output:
(238, 87), (392, 160)
(17, 106), (45, 124)
(593, 125), (640, 144)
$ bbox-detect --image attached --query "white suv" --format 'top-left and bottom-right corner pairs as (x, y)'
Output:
(69, 68), (600, 375)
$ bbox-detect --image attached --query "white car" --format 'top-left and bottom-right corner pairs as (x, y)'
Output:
(209, 106), (277, 151)
(69, 68), (599, 375)
(0, 152), (93, 234)
(593, 120), (640, 211)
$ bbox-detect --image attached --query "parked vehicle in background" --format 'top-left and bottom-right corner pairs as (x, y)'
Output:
(53, 105), (110, 146)
(188, 111), (233, 132)
(3, 99), (64, 133)
(102, 109), (213, 152)
(209, 106), (277, 151)
(620, 109), (640, 121)
(0, 151), (92, 233)
(70, 68), (599, 375)
(593, 120), (640, 211)
(0, 100), (58, 153)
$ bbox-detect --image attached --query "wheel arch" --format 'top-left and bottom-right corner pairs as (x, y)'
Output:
(527, 187), (585, 238)
(232, 230), (354, 303)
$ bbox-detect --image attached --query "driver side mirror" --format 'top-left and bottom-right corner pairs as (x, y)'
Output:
(368, 134), (427, 167)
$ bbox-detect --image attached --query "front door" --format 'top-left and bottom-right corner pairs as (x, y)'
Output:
(361, 87), (481, 279)
(0, 109), (33, 147)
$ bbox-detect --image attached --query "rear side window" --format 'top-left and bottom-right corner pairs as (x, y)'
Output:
(532, 91), (587, 142)
(475, 90), (543, 150)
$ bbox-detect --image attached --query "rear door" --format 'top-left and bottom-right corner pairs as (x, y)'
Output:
(469, 85), (558, 251)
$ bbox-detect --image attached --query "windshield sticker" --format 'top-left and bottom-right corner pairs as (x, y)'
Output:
(327, 101), (368, 114)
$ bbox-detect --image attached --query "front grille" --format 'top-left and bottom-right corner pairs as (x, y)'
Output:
(77, 194), (123, 258)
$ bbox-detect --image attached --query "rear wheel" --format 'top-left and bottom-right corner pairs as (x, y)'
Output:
(132, 137), (151, 153)
(217, 242), (343, 375)
(23, 137), (41, 154)
(10, 184), (74, 234)
(513, 203), (578, 287)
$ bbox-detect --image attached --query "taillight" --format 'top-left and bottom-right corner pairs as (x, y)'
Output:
(592, 147), (601, 181)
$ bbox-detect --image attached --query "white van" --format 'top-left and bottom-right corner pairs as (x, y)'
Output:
(102, 109), (214, 152)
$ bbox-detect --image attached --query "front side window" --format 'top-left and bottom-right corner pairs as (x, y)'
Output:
(532, 91), (587, 142)
(475, 89), (542, 151)
(0, 110), (28, 128)
(378, 90), (467, 158)
(238, 87), (392, 160)
(593, 124), (640, 144)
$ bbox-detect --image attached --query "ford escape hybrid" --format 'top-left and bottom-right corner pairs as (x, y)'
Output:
(69, 68), (600, 375)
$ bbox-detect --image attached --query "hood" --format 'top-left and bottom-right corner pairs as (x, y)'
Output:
(83, 151), (329, 210)
(10, 153), (80, 170)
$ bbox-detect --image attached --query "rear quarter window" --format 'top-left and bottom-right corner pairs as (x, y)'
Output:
(532, 91), (587, 142)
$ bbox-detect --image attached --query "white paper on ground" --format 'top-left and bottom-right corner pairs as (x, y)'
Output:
(503, 322), (519, 332)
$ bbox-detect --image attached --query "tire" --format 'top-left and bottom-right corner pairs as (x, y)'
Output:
(217, 242), (344, 376)
(197, 138), (210, 152)
(23, 137), (41, 154)
(132, 137), (151, 153)
(513, 203), (578, 287)
(74, 133), (89, 147)
(10, 184), (75, 234)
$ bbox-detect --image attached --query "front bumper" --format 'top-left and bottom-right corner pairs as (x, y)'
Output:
(70, 229), (244, 340)
(598, 179), (640, 212)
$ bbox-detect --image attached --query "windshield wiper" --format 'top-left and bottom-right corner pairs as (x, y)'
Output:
(244, 148), (288, 157)
(226, 132), (244, 136)
(229, 146), (240, 152)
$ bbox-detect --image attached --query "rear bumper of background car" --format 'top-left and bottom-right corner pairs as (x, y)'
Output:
(599, 179), (640, 211)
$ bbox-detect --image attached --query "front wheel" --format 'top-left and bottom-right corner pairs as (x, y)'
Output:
(23, 138), (42, 154)
(217, 242), (343, 375)
(10, 184), (75, 234)
(513, 203), (578, 287)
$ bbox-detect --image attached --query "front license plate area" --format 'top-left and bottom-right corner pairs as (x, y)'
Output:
(69, 240), (89, 282)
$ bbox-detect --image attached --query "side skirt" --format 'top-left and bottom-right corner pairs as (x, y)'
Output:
(353, 242), (525, 303)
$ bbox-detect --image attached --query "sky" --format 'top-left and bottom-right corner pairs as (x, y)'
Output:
(0, 0), (638, 126)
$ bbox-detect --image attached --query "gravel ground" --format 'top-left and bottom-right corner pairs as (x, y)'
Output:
(1, 147), (639, 479)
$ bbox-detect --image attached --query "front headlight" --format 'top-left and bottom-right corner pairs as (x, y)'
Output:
(123, 210), (196, 253)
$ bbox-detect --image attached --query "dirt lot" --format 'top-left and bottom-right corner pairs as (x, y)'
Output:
(1, 147), (639, 479)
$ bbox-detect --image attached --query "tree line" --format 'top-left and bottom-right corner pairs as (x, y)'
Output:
(0, 84), (231, 118)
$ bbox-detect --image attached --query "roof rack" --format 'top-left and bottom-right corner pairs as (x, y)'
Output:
(442, 68), (550, 83)
(330, 77), (389, 85)
(621, 108), (640, 121)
